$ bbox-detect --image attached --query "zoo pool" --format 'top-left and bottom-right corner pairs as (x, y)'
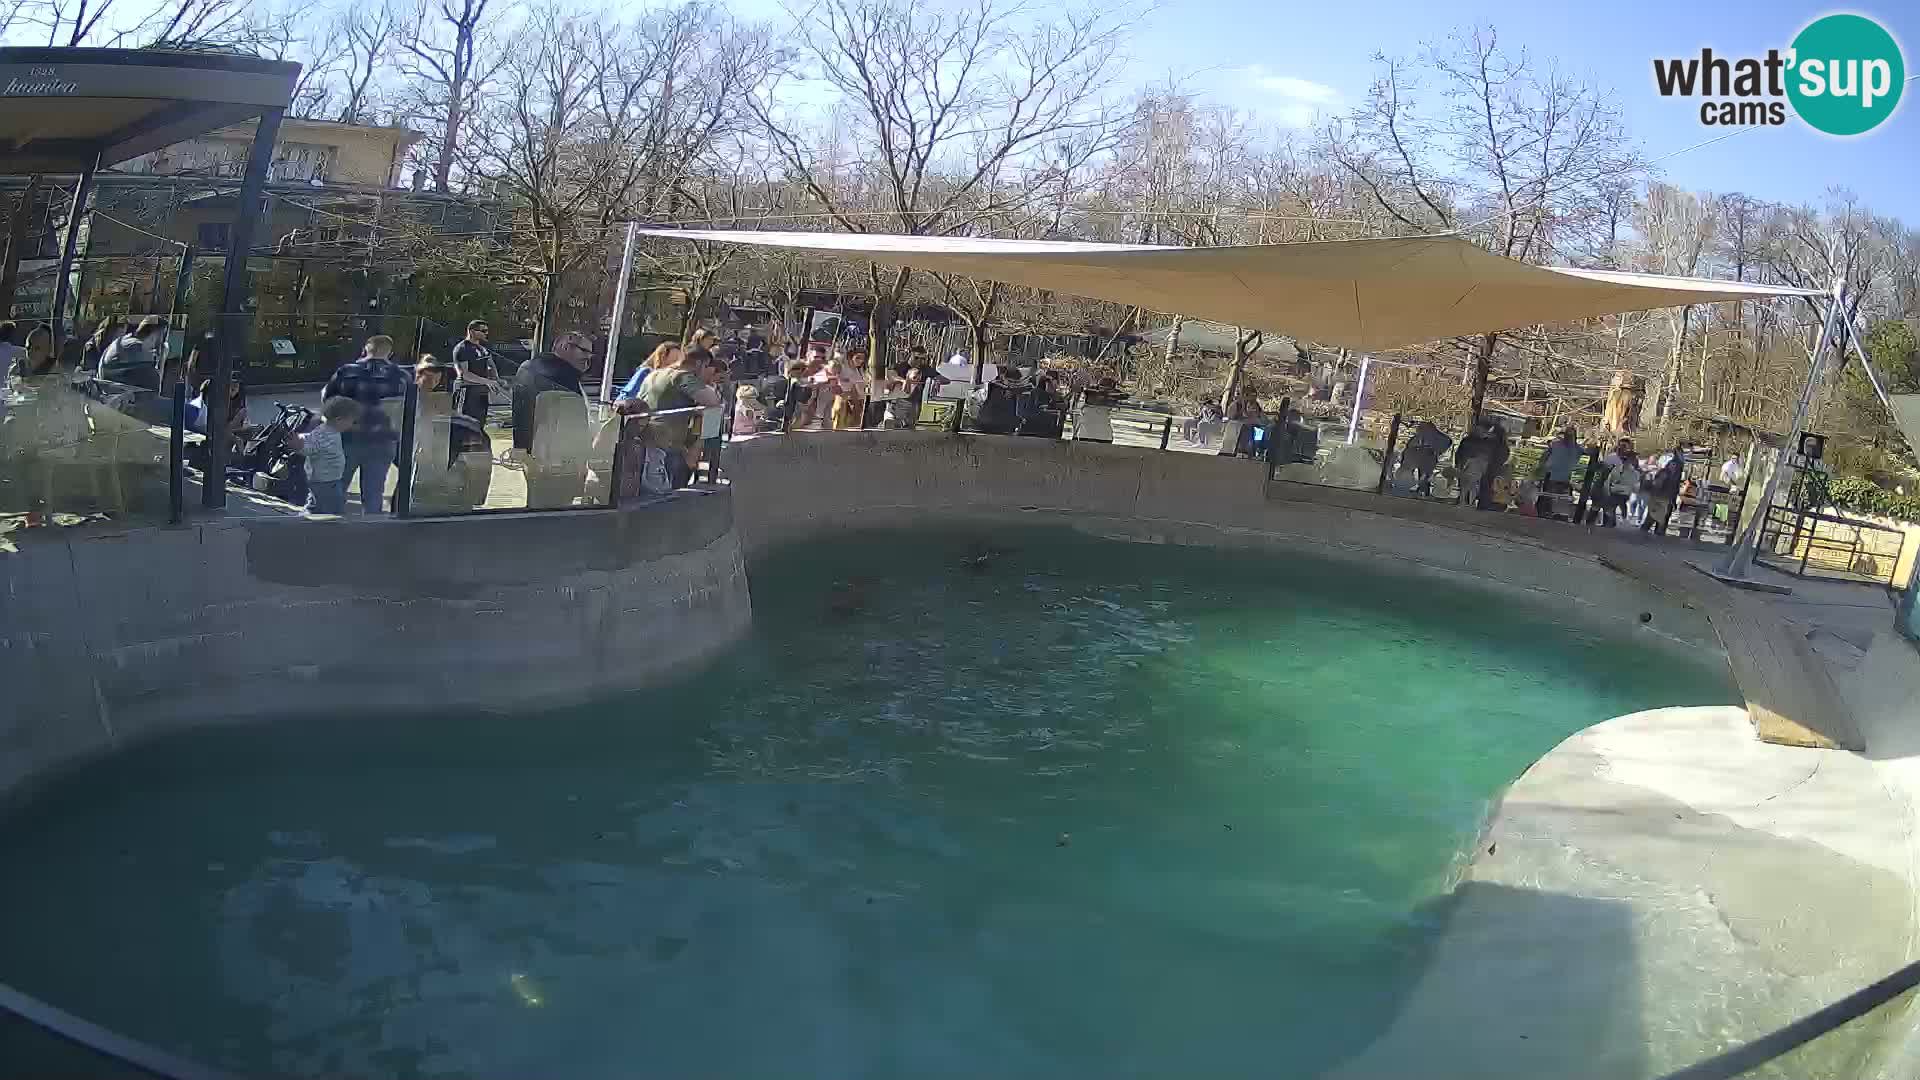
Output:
(0, 526), (1735, 1078)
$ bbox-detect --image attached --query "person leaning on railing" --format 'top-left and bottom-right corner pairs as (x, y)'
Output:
(99, 316), (168, 391)
(633, 346), (723, 487)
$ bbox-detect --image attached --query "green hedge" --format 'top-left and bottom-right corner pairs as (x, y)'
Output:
(1828, 475), (1920, 524)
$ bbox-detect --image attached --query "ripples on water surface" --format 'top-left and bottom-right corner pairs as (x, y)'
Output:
(0, 526), (1733, 1077)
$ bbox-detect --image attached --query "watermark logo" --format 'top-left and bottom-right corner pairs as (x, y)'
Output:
(0, 66), (79, 96)
(1653, 13), (1904, 136)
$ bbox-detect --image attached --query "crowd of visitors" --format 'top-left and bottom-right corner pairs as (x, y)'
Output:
(4, 311), (1762, 544)
(1579, 437), (1694, 534)
(734, 342), (965, 435)
(1372, 412), (1745, 539)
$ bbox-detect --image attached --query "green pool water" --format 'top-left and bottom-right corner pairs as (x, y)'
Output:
(0, 527), (1734, 1078)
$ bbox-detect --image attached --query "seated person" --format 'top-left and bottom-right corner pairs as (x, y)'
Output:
(732, 383), (765, 435)
(185, 377), (253, 448)
(973, 367), (1023, 434)
(1082, 372), (1126, 407)
(1015, 365), (1065, 437)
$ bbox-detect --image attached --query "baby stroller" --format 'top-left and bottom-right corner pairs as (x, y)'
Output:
(235, 401), (315, 504)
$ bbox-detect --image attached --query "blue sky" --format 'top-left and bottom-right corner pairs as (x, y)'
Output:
(1134, 0), (1919, 220)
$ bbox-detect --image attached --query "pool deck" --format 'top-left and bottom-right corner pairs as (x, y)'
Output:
(1265, 480), (1872, 752)
(1325, 704), (1915, 1080)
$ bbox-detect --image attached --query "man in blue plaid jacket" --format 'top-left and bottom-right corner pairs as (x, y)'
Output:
(321, 334), (410, 513)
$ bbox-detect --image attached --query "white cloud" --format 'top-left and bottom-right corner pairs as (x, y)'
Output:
(1240, 65), (1341, 128)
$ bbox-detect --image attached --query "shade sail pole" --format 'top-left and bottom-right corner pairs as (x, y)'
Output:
(1346, 354), (1373, 445)
(1713, 277), (1844, 584)
(599, 221), (640, 412)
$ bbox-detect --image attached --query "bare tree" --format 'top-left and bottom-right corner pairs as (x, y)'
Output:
(1637, 183), (1717, 419)
(471, 3), (773, 346)
(400, 0), (506, 193)
(335, 0), (399, 123)
(17, 0), (257, 48)
(1331, 26), (1639, 424)
(749, 0), (1133, 375)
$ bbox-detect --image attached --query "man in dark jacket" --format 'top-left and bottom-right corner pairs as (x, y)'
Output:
(511, 331), (590, 452)
(1642, 447), (1687, 536)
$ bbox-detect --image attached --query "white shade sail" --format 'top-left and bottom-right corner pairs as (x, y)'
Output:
(643, 229), (1817, 352)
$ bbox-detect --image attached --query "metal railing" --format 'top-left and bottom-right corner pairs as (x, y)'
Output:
(1652, 957), (1920, 1080)
(7, 952), (1918, 1080)
(1756, 504), (1910, 587)
(0, 980), (237, 1080)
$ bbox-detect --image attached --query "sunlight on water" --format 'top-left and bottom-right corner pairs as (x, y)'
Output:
(0, 526), (1733, 1078)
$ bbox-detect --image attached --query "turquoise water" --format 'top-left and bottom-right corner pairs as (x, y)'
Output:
(0, 527), (1733, 1078)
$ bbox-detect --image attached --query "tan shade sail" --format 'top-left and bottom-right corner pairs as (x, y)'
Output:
(642, 229), (1817, 352)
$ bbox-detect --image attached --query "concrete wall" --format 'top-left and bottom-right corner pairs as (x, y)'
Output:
(726, 431), (1723, 657)
(0, 492), (751, 804)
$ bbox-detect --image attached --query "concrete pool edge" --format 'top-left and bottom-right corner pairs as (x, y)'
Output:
(726, 430), (1859, 751)
(1328, 704), (1917, 1080)
(0, 491), (753, 809)
(726, 432), (1727, 669)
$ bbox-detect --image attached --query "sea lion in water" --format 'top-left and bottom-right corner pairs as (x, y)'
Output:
(960, 541), (1015, 572)
(828, 579), (868, 616)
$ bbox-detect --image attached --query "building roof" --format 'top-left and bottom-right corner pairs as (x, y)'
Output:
(0, 47), (299, 174)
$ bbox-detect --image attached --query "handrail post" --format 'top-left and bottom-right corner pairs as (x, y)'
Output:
(1266, 396), (1290, 482)
(394, 379), (418, 518)
(1574, 446), (1599, 524)
(1377, 412), (1403, 495)
(606, 413), (627, 508)
(1688, 463), (1710, 539)
(167, 383), (186, 524)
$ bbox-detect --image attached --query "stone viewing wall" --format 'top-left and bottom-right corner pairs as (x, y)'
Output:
(725, 430), (1723, 657)
(0, 493), (751, 803)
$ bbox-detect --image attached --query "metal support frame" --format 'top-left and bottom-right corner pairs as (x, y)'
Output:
(1574, 447), (1599, 524)
(169, 244), (196, 320)
(393, 379), (419, 517)
(1266, 396), (1291, 483)
(599, 221), (640, 410)
(203, 107), (283, 510)
(167, 383), (186, 525)
(605, 413), (628, 507)
(1715, 277), (1845, 584)
(49, 154), (99, 345)
(1377, 412), (1403, 494)
(1345, 354), (1373, 445)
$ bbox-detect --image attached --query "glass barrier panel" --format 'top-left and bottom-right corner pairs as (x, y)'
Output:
(2, 312), (184, 530)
